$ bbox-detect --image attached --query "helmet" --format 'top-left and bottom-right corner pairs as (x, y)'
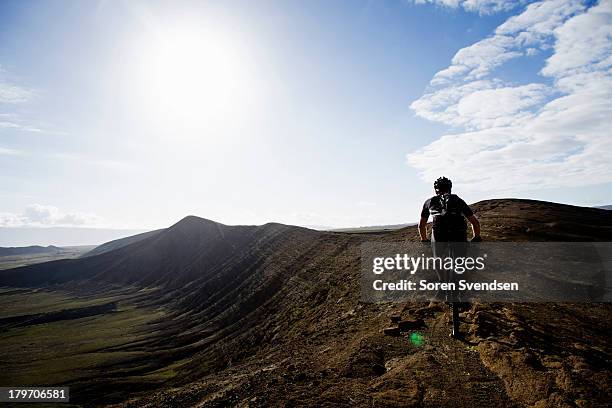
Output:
(434, 176), (452, 193)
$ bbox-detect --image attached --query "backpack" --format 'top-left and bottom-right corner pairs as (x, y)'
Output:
(432, 194), (467, 234)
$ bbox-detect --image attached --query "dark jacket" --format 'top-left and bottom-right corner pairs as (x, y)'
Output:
(421, 193), (473, 241)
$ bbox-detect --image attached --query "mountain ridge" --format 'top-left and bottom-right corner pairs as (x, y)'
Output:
(83, 229), (165, 258)
(0, 215), (323, 288)
(0, 245), (62, 257)
(2, 198), (611, 288)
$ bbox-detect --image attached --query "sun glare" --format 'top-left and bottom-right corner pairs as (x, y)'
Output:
(133, 25), (254, 131)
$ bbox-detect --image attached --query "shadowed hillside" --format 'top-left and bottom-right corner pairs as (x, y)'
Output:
(82, 229), (165, 258)
(0, 199), (610, 407)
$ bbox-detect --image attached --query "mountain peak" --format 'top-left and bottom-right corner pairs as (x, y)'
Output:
(169, 215), (222, 229)
(177, 214), (216, 223)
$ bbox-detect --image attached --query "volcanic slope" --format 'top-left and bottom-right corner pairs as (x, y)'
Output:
(82, 229), (165, 258)
(0, 199), (610, 407)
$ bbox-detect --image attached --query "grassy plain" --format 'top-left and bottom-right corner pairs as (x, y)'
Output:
(0, 288), (172, 405)
(0, 246), (95, 271)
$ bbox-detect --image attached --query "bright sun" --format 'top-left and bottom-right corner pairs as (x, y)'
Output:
(133, 25), (253, 130)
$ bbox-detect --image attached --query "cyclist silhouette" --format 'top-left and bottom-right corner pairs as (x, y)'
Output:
(418, 177), (481, 337)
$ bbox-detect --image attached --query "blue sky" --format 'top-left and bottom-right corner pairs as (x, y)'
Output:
(0, 0), (610, 236)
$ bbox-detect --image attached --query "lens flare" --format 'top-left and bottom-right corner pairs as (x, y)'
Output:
(409, 331), (425, 347)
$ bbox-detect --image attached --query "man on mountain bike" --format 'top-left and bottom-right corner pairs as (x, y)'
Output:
(417, 176), (481, 338)
(418, 176), (481, 243)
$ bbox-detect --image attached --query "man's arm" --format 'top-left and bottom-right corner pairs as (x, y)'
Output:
(467, 215), (481, 239)
(419, 200), (431, 241)
(418, 217), (429, 241)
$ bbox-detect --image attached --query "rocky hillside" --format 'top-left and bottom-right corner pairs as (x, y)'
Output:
(82, 229), (165, 258)
(0, 199), (610, 407)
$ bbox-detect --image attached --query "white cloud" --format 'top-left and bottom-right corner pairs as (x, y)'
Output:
(410, 81), (552, 129)
(0, 83), (34, 104)
(410, 0), (522, 14)
(0, 65), (34, 104)
(45, 152), (133, 170)
(0, 146), (21, 155)
(0, 204), (103, 227)
(408, 0), (612, 194)
(496, 0), (585, 37)
(427, 0), (585, 85)
(0, 120), (44, 133)
(542, 0), (612, 77)
(0, 67), (53, 135)
(455, 83), (552, 129)
(431, 35), (522, 84)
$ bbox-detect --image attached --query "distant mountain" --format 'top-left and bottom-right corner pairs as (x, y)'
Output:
(2, 198), (611, 294)
(0, 245), (94, 270)
(0, 215), (319, 288)
(0, 245), (62, 257)
(0, 227), (149, 247)
(82, 229), (165, 257)
(595, 204), (612, 210)
(329, 222), (414, 233)
(303, 224), (334, 230)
